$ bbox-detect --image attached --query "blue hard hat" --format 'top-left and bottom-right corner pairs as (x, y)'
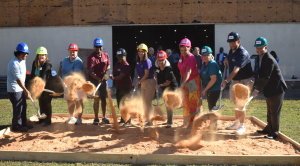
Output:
(16, 43), (30, 53)
(94, 38), (104, 46)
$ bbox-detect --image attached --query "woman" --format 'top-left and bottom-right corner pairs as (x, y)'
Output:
(58, 43), (84, 125)
(200, 46), (222, 111)
(30, 47), (52, 127)
(155, 51), (178, 128)
(177, 38), (202, 127)
(270, 51), (279, 63)
(109, 48), (132, 126)
(134, 43), (156, 126)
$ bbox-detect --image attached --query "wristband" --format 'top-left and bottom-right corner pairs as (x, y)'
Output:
(224, 80), (228, 83)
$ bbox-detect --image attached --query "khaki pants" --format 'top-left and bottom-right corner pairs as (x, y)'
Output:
(141, 78), (156, 122)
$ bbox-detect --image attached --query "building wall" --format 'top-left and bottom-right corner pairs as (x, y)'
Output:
(0, 25), (113, 86)
(215, 23), (300, 79)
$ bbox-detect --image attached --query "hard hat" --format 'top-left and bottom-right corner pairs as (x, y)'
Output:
(156, 50), (167, 60)
(137, 43), (148, 53)
(94, 38), (104, 46)
(51, 70), (57, 76)
(26, 71), (30, 75)
(254, 37), (268, 47)
(116, 48), (127, 57)
(16, 43), (30, 53)
(68, 43), (79, 51)
(36, 46), (48, 55)
(179, 38), (191, 47)
(227, 32), (240, 42)
(201, 46), (213, 55)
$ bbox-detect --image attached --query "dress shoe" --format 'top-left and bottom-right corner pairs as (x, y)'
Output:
(12, 126), (28, 132)
(43, 123), (51, 127)
(23, 125), (33, 129)
(35, 121), (43, 124)
(264, 134), (277, 139)
(257, 130), (269, 134)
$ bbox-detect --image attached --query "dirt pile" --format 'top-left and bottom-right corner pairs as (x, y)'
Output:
(192, 112), (221, 136)
(120, 98), (145, 127)
(82, 81), (96, 94)
(175, 136), (202, 149)
(162, 90), (182, 109)
(64, 73), (86, 101)
(233, 84), (250, 109)
(29, 77), (46, 99)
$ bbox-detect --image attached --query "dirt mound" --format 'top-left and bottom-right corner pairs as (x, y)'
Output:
(64, 73), (86, 101)
(29, 77), (45, 99)
(175, 136), (202, 149)
(163, 90), (182, 109)
(82, 81), (95, 94)
(120, 98), (145, 127)
(233, 84), (250, 109)
(192, 112), (221, 136)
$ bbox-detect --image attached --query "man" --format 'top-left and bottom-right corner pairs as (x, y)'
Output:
(148, 47), (156, 68)
(221, 32), (253, 134)
(252, 37), (287, 139)
(166, 49), (174, 64)
(216, 47), (228, 79)
(154, 45), (163, 56)
(7, 43), (33, 132)
(171, 49), (180, 84)
(193, 47), (203, 73)
(87, 38), (111, 125)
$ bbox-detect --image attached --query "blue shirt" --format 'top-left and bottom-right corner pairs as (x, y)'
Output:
(195, 54), (203, 70)
(228, 45), (253, 80)
(200, 60), (222, 92)
(172, 53), (180, 63)
(148, 54), (156, 67)
(7, 57), (26, 92)
(61, 56), (84, 78)
(136, 59), (154, 79)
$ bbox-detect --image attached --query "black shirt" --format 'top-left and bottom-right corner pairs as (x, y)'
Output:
(155, 66), (178, 91)
(228, 45), (253, 80)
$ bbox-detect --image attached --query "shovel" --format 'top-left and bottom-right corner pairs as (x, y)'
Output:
(235, 96), (254, 112)
(126, 88), (136, 100)
(212, 64), (227, 112)
(153, 79), (163, 107)
(59, 76), (70, 95)
(190, 96), (203, 116)
(88, 70), (112, 98)
(29, 96), (47, 119)
(43, 89), (63, 97)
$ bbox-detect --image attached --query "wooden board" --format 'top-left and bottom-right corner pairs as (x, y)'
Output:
(0, 0), (20, 27)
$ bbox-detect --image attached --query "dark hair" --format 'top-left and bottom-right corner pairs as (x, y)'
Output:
(270, 51), (278, 59)
(136, 50), (148, 63)
(14, 51), (23, 57)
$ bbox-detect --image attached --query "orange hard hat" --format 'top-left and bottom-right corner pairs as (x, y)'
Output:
(26, 71), (30, 75)
(68, 43), (79, 51)
(156, 50), (167, 60)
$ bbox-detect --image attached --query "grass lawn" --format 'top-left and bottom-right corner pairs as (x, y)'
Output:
(0, 97), (299, 166)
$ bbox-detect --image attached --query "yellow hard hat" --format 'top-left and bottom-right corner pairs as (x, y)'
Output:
(36, 46), (48, 55)
(137, 43), (148, 53)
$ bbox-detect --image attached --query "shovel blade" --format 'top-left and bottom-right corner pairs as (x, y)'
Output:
(152, 103), (163, 106)
(37, 113), (47, 119)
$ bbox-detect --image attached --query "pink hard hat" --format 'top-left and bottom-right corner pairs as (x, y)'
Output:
(179, 38), (191, 47)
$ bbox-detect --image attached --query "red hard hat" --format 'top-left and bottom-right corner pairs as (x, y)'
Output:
(68, 43), (79, 51)
(156, 50), (167, 60)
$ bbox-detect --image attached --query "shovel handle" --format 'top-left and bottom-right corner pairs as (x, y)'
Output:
(29, 96), (39, 112)
(196, 97), (202, 111)
(130, 88), (136, 99)
(93, 82), (102, 96)
(242, 96), (254, 110)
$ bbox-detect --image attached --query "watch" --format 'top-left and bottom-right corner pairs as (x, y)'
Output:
(224, 80), (228, 83)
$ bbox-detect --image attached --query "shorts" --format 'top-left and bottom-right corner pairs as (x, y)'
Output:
(64, 87), (85, 101)
(89, 78), (107, 98)
(229, 77), (254, 103)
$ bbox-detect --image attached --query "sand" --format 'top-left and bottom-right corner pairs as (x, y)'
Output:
(163, 90), (182, 109)
(1, 117), (299, 155)
(120, 98), (145, 127)
(64, 73), (86, 101)
(233, 84), (251, 109)
(29, 77), (46, 99)
(82, 81), (96, 94)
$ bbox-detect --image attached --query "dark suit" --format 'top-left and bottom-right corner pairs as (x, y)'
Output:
(254, 52), (287, 137)
(215, 52), (228, 78)
(31, 61), (53, 124)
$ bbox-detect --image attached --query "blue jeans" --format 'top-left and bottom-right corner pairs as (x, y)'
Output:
(8, 91), (27, 129)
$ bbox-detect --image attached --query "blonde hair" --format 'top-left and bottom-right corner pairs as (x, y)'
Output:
(209, 53), (214, 60)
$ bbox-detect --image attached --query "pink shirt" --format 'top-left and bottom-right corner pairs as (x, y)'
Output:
(177, 53), (198, 82)
(87, 52), (111, 79)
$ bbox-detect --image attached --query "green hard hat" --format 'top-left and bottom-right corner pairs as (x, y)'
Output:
(201, 46), (213, 55)
(254, 37), (268, 47)
(36, 46), (48, 55)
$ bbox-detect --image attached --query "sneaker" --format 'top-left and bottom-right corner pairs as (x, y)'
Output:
(102, 117), (110, 124)
(65, 118), (71, 123)
(75, 117), (82, 125)
(234, 125), (246, 134)
(93, 118), (99, 125)
(226, 121), (240, 130)
(67, 117), (76, 124)
(165, 124), (172, 128)
(144, 122), (153, 126)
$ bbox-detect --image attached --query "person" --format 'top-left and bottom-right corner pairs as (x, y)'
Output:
(109, 48), (132, 126)
(148, 47), (156, 68)
(30, 47), (53, 127)
(166, 49), (174, 64)
(171, 49), (181, 84)
(58, 43), (84, 125)
(252, 37), (287, 139)
(270, 51), (279, 63)
(155, 51), (178, 128)
(134, 43), (156, 126)
(177, 38), (202, 127)
(87, 38), (111, 125)
(193, 47), (203, 74)
(216, 47), (228, 79)
(221, 32), (253, 134)
(7, 43), (33, 132)
(154, 45), (163, 56)
(199, 46), (222, 130)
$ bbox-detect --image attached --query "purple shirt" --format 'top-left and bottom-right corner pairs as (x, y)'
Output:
(136, 59), (154, 79)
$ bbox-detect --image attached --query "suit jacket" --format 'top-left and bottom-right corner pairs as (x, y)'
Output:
(215, 52), (228, 66)
(254, 52), (287, 97)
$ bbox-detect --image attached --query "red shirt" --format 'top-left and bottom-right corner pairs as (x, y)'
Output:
(177, 53), (199, 82)
(87, 52), (111, 79)
(113, 61), (132, 89)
